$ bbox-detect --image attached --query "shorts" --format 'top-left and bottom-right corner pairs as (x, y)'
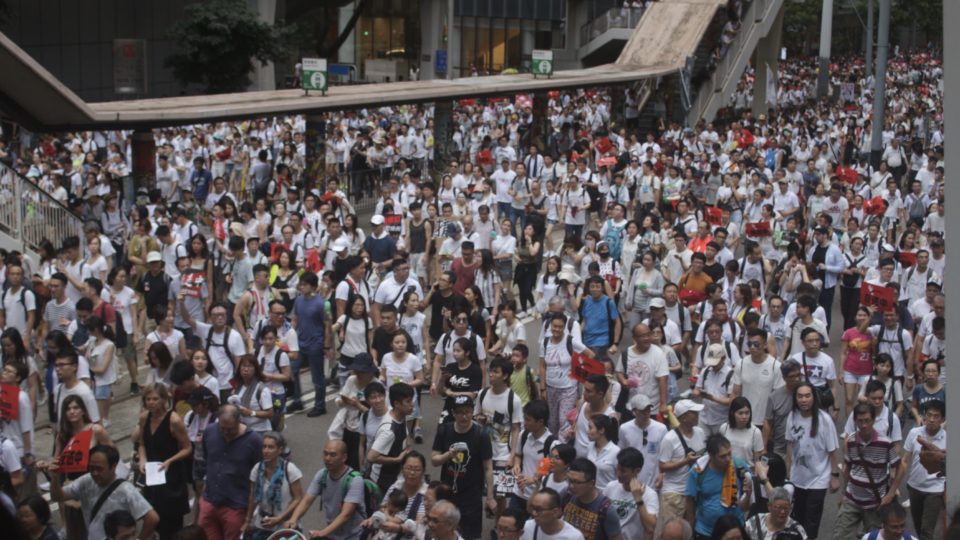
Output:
(843, 372), (872, 385)
(94, 383), (113, 400)
(546, 218), (558, 225)
(410, 252), (427, 278)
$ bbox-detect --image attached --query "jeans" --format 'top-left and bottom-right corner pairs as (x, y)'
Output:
(304, 347), (327, 410)
(818, 285), (836, 331)
(792, 487), (827, 539)
(508, 206), (526, 235)
(908, 486), (944, 540)
(497, 202), (511, 221)
(564, 224), (584, 239)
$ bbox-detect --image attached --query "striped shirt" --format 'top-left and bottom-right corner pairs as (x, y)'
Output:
(843, 430), (901, 509)
(42, 297), (76, 334)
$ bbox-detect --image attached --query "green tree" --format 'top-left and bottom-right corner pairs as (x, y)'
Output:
(166, 0), (296, 93)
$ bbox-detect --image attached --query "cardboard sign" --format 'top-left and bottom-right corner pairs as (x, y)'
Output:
(569, 353), (606, 384)
(0, 383), (19, 421)
(705, 206), (723, 226)
(59, 431), (94, 474)
(745, 221), (772, 237)
(595, 137), (613, 154)
(861, 282), (896, 312)
(181, 269), (205, 299)
(383, 214), (402, 226)
(597, 156), (618, 168)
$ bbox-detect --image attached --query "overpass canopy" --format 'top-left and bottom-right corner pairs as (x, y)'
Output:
(0, 0), (724, 132)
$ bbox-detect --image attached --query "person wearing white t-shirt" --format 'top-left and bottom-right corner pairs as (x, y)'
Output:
(618, 395), (668, 487)
(247, 432), (305, 534)
(180, 301), (249, 400)
(657, 399), (706, 524)
(0, 263), (36, 345)
(520, 489), (585, 540)
(732, 328), (784, 424)
(785, 383), (841, 540)
(898, 399), (945, 540)
(616, 323), (669, 414)
(789, 328), (840, 417)
(602, 447), (658, 540)
(539, 315), (596, 436)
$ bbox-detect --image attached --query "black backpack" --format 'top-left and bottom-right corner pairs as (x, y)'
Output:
(96, 303), (127, 349)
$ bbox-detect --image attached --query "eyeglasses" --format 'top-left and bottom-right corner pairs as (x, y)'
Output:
(567, 477), (591, 485)
(748, 341), (764, 348)
(454, 317), (468, 323)
(529, 506), (557, 515)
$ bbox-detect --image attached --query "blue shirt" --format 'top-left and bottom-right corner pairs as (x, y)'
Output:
(685, 458), (749, 536)
(293, 293), (326, 349)
(191, 169), (212, 201)
(202, 425), (263, 509)
(581, 295), (618, 347)
(363, 233), (397, 264)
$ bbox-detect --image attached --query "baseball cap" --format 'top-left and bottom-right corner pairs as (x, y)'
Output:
(331, 239), (349, 253)
(704, 343), (726, 367)
(674, 399), (704, 418)
(629, 394), (653, 411)
(452, 395), (474, 409)
(881, 243), (897, 252)
(187, 387), (217, 405)
(445, 223), (461, 237)
(146, 251), (162, 263)
(371, 215), (385, 226)
(649, 298), (666, 309)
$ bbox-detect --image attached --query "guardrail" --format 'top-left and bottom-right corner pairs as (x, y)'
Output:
(686, 0), (784, 124)
(579, 6), (646, 48)
(0, 161), (85, 253)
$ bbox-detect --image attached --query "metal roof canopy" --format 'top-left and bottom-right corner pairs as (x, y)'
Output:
(0, 0), (724, 132)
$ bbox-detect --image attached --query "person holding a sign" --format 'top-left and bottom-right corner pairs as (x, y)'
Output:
(48, 444), (158, 540)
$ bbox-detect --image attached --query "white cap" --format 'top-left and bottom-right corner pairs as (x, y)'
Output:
(674, 399), (704, 418)
(629, 394), (653, 411)
(649, 297), (666, 309)
(704, 343), (727, 367)
(332, 239), (349, 252)
(146, 251), (162, 263)
(371, 215), (385, 225)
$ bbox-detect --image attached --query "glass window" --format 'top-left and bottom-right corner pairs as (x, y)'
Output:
(492, 22), (505, 72)
(506, 24), (521, 70)
(461, 20), (476, 75)
(477, 22), (490, 72)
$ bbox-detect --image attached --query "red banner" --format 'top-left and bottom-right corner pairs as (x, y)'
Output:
(861, 282), (896, 312)
(304, 248), (322, 274)
(597, 156), (618, 168)
(745, 221), (772, 237)
(705, 206), (723, 226)
(836, 166), (858, 185)
(59, 431), (94, 474)
(595, 137), (613, 155)
(0, 383), (19, 421)
(569, 352), (606, 384)
(679, 288), (707, 307)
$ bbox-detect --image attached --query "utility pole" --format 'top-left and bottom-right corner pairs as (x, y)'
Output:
(869, 0), (891, 169)
(865, 0), (874, 75)
(817, 0), (834, 98)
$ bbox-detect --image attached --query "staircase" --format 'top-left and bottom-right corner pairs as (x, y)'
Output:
(578, 6), (647, 63)
(685, 0), (787, 125)
(0, 161), (85, 258)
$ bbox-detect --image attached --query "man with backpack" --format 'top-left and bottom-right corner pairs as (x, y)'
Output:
(431, 395), (495, 540)
(0, 261), (36, 347)
(862, 502), (917, 540)
(561, 458), (624, 540)
(579, 276), (622, 363)
(684, 434), (752, 539)
(869, 309), (915, 390)
(842, 380), (903, 448)
(475, 358), (524, 518)
(179, 300), (248, 403)
(286, 439), (369, 540)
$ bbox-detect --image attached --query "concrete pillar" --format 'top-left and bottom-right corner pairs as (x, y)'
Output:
(249, 0), (277, 91)
(865, 0), (874, 75)
(338, 3), (357, 67)
(432, 100), (454, 176)
(130, 130), (155, 198)
(816, 0), (834, 99)
(752, 3), (785, 118)
(447, 0), (459, 79)
(305, 114), (326, 193)
(420, 1), (440, 80)
(945, 0), (959, 514)
(610, 85), (626, 129)
(532, 90), (549, 149)
(868, 0), (890, 170)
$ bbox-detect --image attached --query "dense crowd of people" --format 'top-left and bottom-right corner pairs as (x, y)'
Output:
(0, 49), (951, 540)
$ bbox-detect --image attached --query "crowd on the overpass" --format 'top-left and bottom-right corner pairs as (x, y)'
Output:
(0, 50), (951, 540)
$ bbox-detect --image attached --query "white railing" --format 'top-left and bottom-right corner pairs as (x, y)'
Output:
(580, 6), (646, 48)
(0, 162), (85, 252)
(686, 0), (785, 124)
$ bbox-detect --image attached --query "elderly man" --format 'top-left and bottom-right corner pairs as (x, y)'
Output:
(744, 487), (807, 539)
(428, 501), (466, 540)
(286, 440), (366, 539)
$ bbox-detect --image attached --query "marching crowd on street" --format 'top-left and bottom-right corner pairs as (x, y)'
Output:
(0, 49), (952, 540)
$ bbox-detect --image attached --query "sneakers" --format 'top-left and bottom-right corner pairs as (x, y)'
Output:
(39, 480), (50, 491)
(102, 419), (112, 429)
(414, 427), (424, 444)
(129, 383), (140, 396)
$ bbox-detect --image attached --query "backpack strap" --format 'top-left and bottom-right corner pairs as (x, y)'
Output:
(90, 479), (125, 522)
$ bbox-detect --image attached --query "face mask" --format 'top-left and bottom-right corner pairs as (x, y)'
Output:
(599, 251), (610, 259)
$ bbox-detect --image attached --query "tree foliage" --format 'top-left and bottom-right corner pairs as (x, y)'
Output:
(165, 0), (296, 93)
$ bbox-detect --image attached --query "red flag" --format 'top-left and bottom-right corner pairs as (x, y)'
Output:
(863, 196), (887, 216)
(304, 248), (322, 273)
(569, 352), (606, 384)
(861, 283), (896, 312)
(0, 383), (19, 421)
(705, 206), (723, 226)
(836, 166), (858, 185)
(595, 137), (613, 154)
(745, 221), (772, 237)
(59, 431), (94, 474)
(898, 252), (916, 267)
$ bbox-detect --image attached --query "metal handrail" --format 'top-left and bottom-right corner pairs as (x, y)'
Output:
(580, 6), (646, 47)
(0, 161), (85, 252)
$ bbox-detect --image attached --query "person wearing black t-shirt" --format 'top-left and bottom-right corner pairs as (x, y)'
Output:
(432, 395), (495, 540)
(423, 271), (468, 342)
(440, 337), (483, 422)
(370, 304), (414, 364)
(703, 242), (725, 283)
